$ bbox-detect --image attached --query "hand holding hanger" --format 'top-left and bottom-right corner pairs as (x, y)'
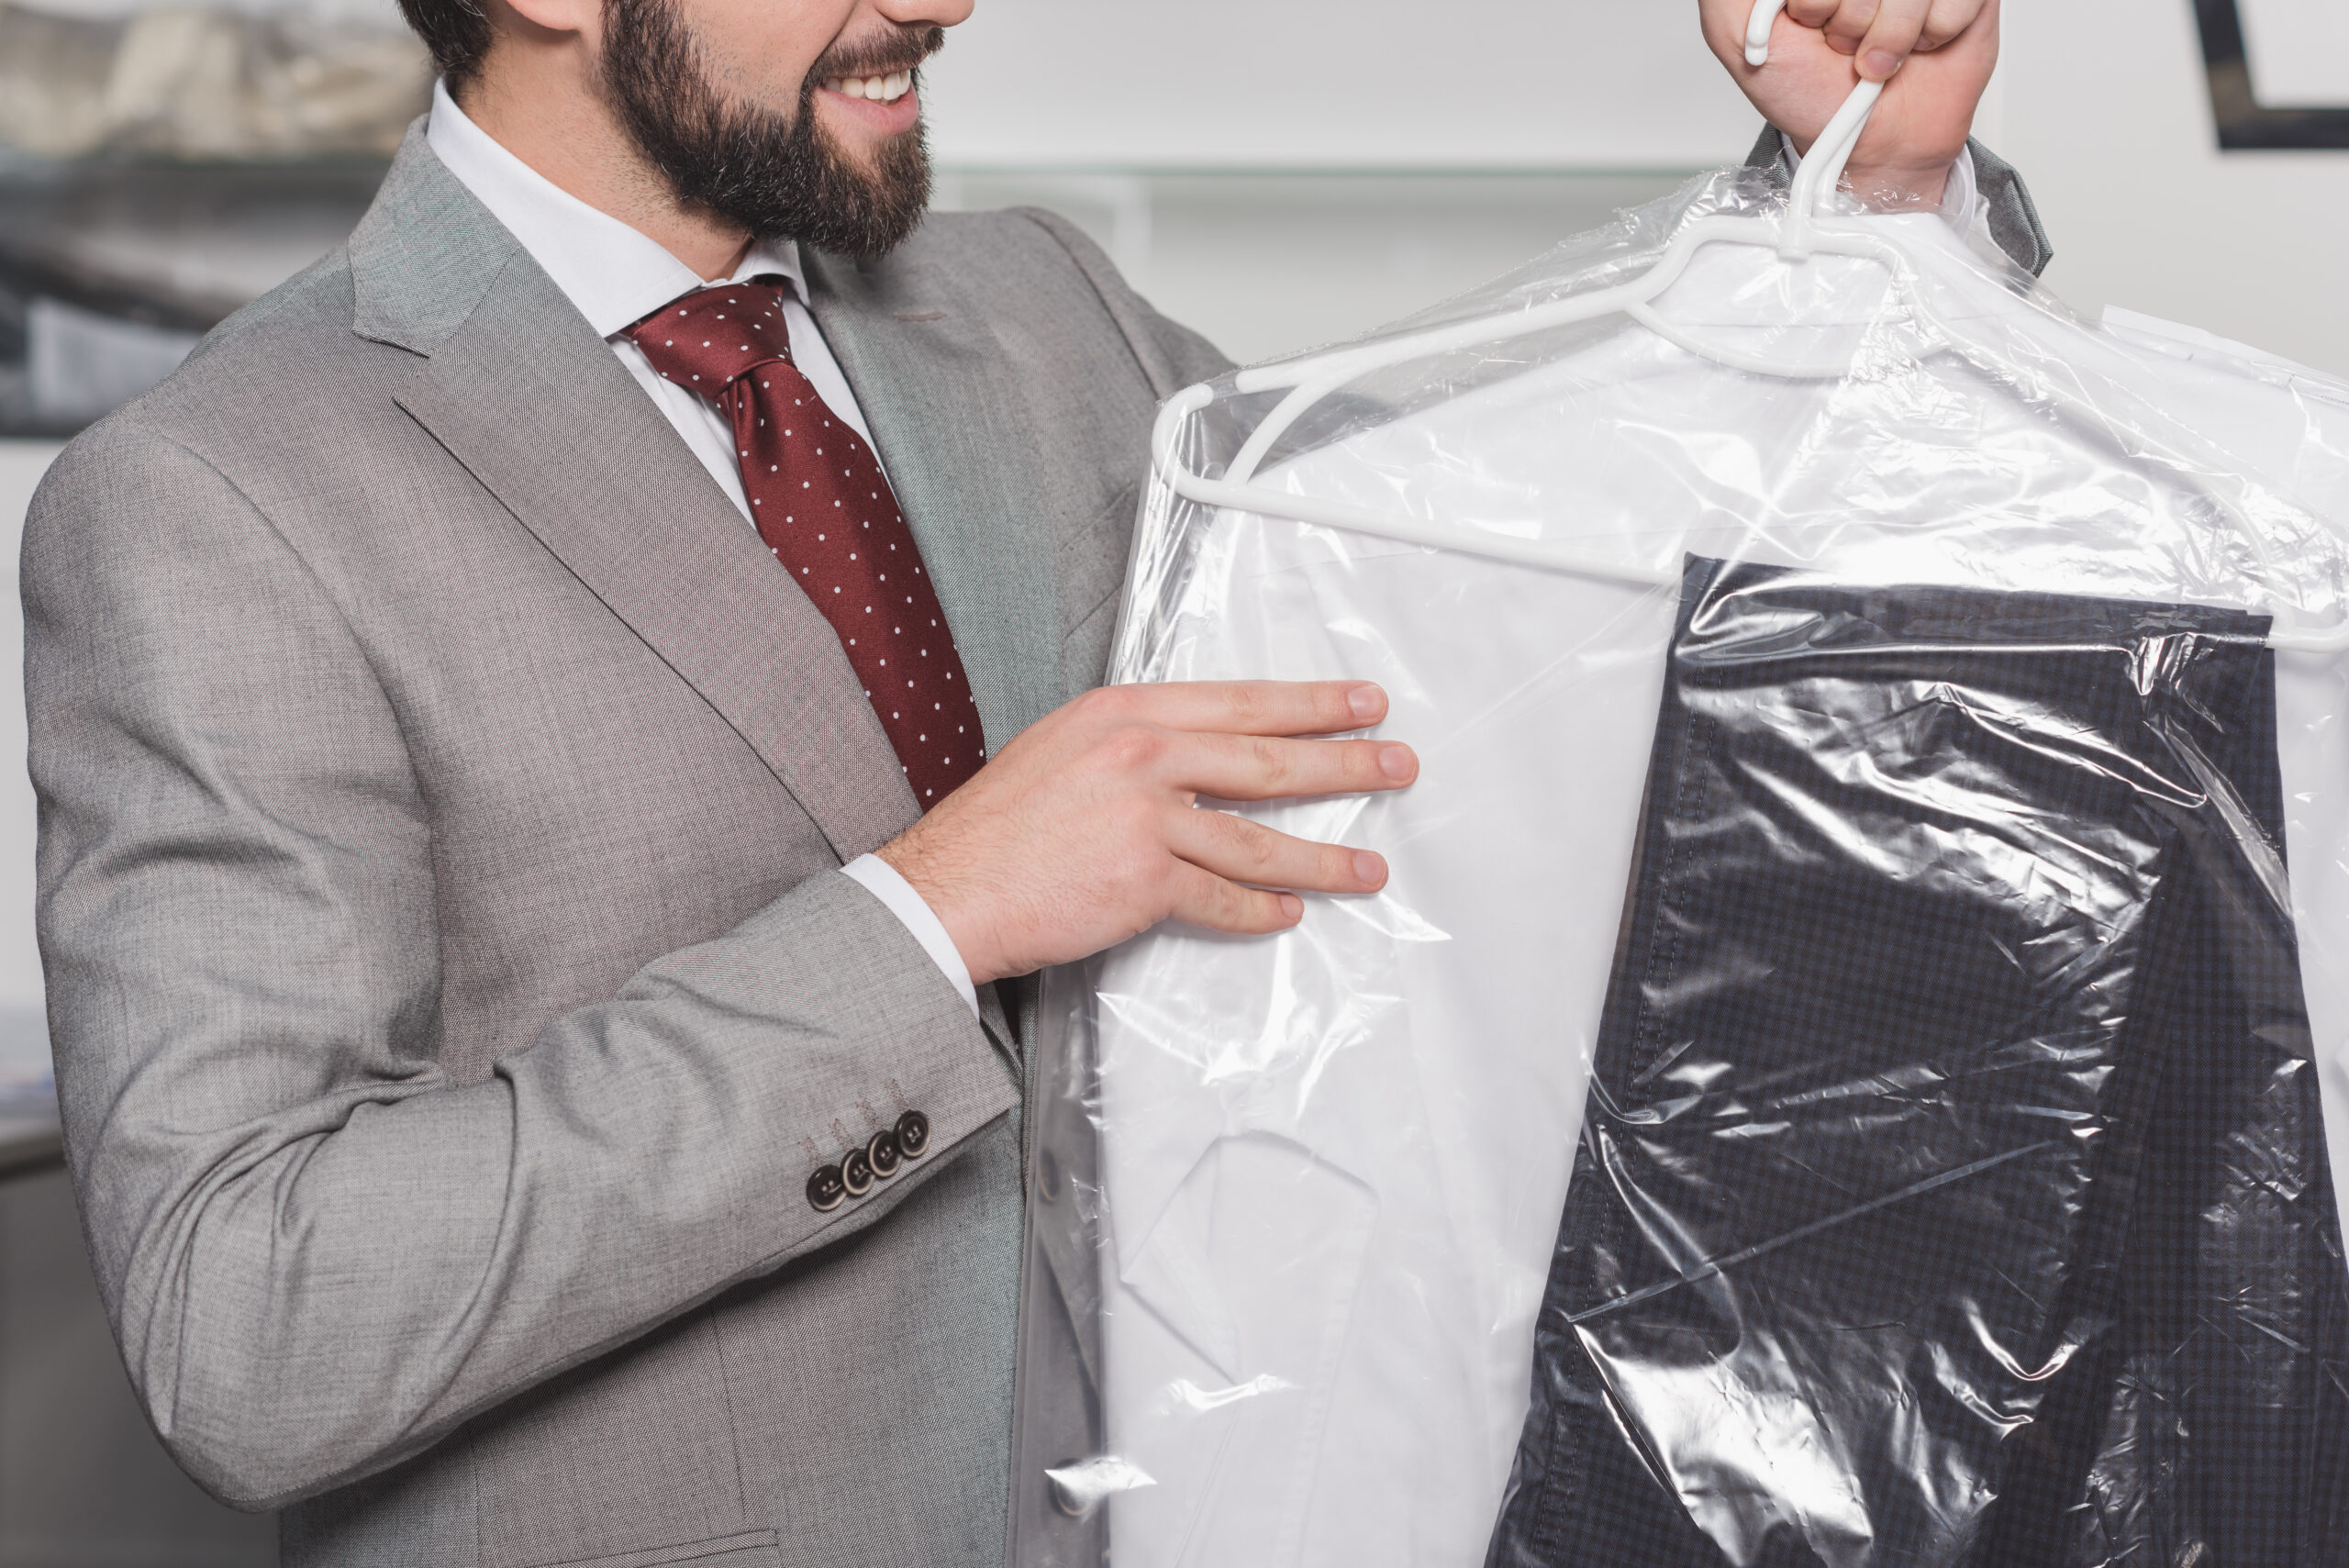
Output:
(1699, 0), (2002, 209)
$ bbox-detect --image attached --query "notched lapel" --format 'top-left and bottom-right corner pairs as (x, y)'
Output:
(392, 254), (920, 862)
(804, 255), (1067, 758)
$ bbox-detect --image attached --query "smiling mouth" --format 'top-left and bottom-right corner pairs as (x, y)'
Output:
(822, 70), (914, 104)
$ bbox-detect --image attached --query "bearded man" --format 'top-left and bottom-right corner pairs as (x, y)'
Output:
(23, 0), (2039, 1562)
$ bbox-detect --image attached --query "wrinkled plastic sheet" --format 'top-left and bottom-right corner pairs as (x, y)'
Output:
(1009, 168), (2349, 1568)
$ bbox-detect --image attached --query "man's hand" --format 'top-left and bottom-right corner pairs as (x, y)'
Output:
(877, 681), (1416, 984)
(1700, 0), (2001, 208)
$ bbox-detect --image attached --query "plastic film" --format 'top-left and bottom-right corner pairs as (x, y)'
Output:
(1009, 169), (2349, 1568)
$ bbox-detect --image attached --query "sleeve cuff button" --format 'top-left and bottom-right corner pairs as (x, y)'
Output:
(896, 1109), (930, 1159)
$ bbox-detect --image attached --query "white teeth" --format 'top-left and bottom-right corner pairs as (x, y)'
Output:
(823, 72), (911, 102)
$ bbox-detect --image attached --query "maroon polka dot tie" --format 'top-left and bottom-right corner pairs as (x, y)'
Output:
(626, 282), (985, 807)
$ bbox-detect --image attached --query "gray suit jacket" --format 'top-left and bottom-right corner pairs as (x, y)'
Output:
(26, 120), (2048, 1568)
(25, 125), (1223, 1568)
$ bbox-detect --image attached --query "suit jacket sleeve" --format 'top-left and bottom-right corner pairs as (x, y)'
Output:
(22, 417), (1019, 1510)
(1742, 125), (2055, 277)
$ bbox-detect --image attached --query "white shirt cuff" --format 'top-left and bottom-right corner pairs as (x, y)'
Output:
(840, 853), (980, 1018)
(1778, 131), (1978, 231)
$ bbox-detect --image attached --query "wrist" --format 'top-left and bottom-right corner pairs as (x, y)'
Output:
(1834, 160), (1954, 212)
(876, 827), (1004, 986)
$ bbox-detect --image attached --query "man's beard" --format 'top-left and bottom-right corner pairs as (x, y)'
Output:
(599, 0), (941, 257)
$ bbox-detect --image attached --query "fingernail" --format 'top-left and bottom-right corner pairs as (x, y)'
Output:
(1861, 48), (1901, 79)
(1353, 851), (1386, 887)
(1278, 893), (1304, 923)
(1348, 684), (1385, 722)
(1378, 744), (1416, 782)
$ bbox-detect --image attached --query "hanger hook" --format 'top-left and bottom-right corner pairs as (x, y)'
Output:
(1746, 0), (1886, 253)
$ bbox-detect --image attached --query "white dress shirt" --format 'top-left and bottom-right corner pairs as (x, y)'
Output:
(424, 81), (975, 1016)
(1082, 203), (2349, 1566)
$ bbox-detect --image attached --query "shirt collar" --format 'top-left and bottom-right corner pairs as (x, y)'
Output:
(425, 78), (807, 340)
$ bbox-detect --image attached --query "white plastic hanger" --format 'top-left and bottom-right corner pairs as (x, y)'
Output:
(1147, 0), (2349, 652)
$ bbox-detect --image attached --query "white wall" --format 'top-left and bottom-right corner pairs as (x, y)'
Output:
(2003, 1), (2349, 374)
(921, 0), (1761, 171)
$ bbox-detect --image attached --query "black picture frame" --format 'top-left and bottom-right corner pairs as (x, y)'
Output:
(2195, 0), (2349, 149)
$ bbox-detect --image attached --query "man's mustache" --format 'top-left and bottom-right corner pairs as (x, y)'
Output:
(809, 24), (945, 84)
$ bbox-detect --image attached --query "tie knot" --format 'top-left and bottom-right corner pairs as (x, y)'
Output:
(625, 280), (795, 394)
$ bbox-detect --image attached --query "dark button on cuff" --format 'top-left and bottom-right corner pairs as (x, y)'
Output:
(807, 1164), (846, 1213)
(868, 1129), (902, 1179)
(841, 1145), (875, 1197)
(896, 1109), (931, 1159)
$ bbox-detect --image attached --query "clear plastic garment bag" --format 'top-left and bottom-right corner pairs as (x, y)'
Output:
(1009, 16), (2349, 1566)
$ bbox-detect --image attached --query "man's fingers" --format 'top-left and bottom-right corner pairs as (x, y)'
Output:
(1785, 0), (1842, 27)
(1083, 679), (1386, 739)
(1163, 860), (1304, 936)
(1854, 0), (1933, 78)
(1166, 807), (1389, 897)
(1818, 0), (1884, 51)
(1919, 0), (1985, 49)
(1167, 731), (1417, 802)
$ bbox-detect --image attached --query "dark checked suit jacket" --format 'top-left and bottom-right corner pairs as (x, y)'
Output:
(21, 122), (2047, 1568)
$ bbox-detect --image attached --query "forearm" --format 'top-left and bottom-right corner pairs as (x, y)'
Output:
(82, 873), (1008, 1510)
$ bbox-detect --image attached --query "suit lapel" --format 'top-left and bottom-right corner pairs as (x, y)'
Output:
(802, 253), (1066, 758)
(391, 250), (919, 862)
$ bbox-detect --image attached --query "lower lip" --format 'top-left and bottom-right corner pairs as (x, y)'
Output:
(817, 83), (920, 133)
